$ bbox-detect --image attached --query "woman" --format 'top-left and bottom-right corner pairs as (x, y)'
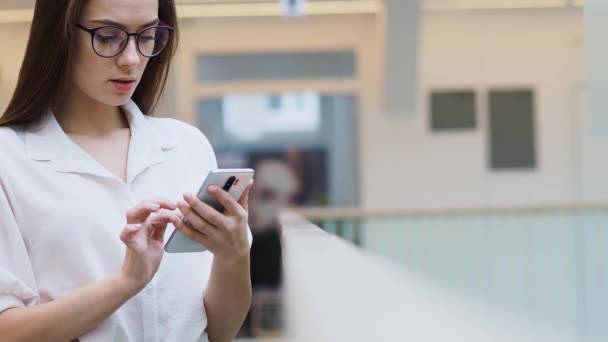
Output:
(0, 0), (253, 341)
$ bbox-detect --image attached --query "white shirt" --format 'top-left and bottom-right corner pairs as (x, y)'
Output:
(0, 100), (250, 341)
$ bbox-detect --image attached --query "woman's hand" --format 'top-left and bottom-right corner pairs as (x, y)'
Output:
(120, 200), (178, 289)
(171, 180), (254, 264)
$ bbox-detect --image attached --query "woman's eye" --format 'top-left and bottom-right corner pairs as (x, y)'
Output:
(96, 35), (120, 43)
(140, 35), (155, 42)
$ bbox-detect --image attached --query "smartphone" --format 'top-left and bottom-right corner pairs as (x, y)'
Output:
(164, 168), (255, 253)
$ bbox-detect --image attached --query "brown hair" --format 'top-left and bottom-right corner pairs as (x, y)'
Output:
(0, 0), (179, 127)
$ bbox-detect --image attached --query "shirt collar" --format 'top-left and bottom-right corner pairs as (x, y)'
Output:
(25, 99), (177, 183)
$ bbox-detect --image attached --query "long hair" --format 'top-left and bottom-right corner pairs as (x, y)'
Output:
(0, 0), (179, 127)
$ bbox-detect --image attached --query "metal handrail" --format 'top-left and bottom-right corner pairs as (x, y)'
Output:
(292, 201), (608, 220)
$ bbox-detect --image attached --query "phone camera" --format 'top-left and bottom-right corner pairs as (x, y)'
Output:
(223, 176), (236, 191)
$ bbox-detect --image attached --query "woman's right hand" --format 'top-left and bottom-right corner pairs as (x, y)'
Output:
(119, 200), (178, 290)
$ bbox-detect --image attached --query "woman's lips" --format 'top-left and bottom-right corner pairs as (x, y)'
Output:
(111, 80), (135, 92)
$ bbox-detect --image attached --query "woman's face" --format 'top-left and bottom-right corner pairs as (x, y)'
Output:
(72, 0), (159, 107)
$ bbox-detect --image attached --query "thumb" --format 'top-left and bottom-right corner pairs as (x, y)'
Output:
(120, 224), (143, 244)
(238, 179), (254, 212)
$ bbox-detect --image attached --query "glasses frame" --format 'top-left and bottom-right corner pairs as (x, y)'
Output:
(76, 23), (175, 58)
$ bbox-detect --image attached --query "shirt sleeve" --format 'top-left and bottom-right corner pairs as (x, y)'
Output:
(0, 173), (39, 314)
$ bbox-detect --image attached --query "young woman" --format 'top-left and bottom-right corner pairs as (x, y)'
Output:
(0, 1), (253, 341)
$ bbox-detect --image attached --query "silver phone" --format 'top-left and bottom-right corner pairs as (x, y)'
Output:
(164, 168), (255, 253)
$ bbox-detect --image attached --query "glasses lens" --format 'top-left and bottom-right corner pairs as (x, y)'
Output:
(138, 26), (171, 57)
(93, 27), (128, 57)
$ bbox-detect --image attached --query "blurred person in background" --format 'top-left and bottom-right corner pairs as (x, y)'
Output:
(249, 157), (301, 234)
(239, 157), (301, 337)
(0, 0), (254, 341)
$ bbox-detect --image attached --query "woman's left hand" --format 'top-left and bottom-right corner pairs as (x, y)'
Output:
(171, 180), (254, 263)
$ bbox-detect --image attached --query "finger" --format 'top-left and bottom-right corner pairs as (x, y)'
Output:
(207, 186), (244, 215)
(151, 198), (178, 211)
(177, 200), (217, 236)
(120, 223), (143, 243)
(183, 193), (226, 228)
(147, 209), (180, 224)
(238, 179), (254, 212)
(147, 210), (179, 236)
(126, 200), (177, 224)
(142, 221), (152, 239)
(126, 202), (161, 224)
(170, 215), (211, 247)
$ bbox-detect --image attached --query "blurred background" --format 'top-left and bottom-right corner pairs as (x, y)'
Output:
(2, 0), (607, 341)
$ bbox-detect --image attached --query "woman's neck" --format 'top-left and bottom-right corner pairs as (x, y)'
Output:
(52, 88), (130, 136)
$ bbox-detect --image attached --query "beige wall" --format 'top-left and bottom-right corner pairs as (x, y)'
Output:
(364, 8), (586, 209)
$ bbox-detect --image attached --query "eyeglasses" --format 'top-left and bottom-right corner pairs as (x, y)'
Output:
(76, 24), (174, 58)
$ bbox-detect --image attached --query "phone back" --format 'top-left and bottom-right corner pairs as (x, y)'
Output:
(196, 170), (253, 213)
(164, 168), (254, 253)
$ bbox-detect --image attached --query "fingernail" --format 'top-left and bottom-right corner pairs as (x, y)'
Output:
(151, 203), (160, 210)
(178, 200), (187, 207)
(208, 186), (216, 192)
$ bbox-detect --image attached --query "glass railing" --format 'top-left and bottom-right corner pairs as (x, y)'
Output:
(295, 204), (608, 342)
